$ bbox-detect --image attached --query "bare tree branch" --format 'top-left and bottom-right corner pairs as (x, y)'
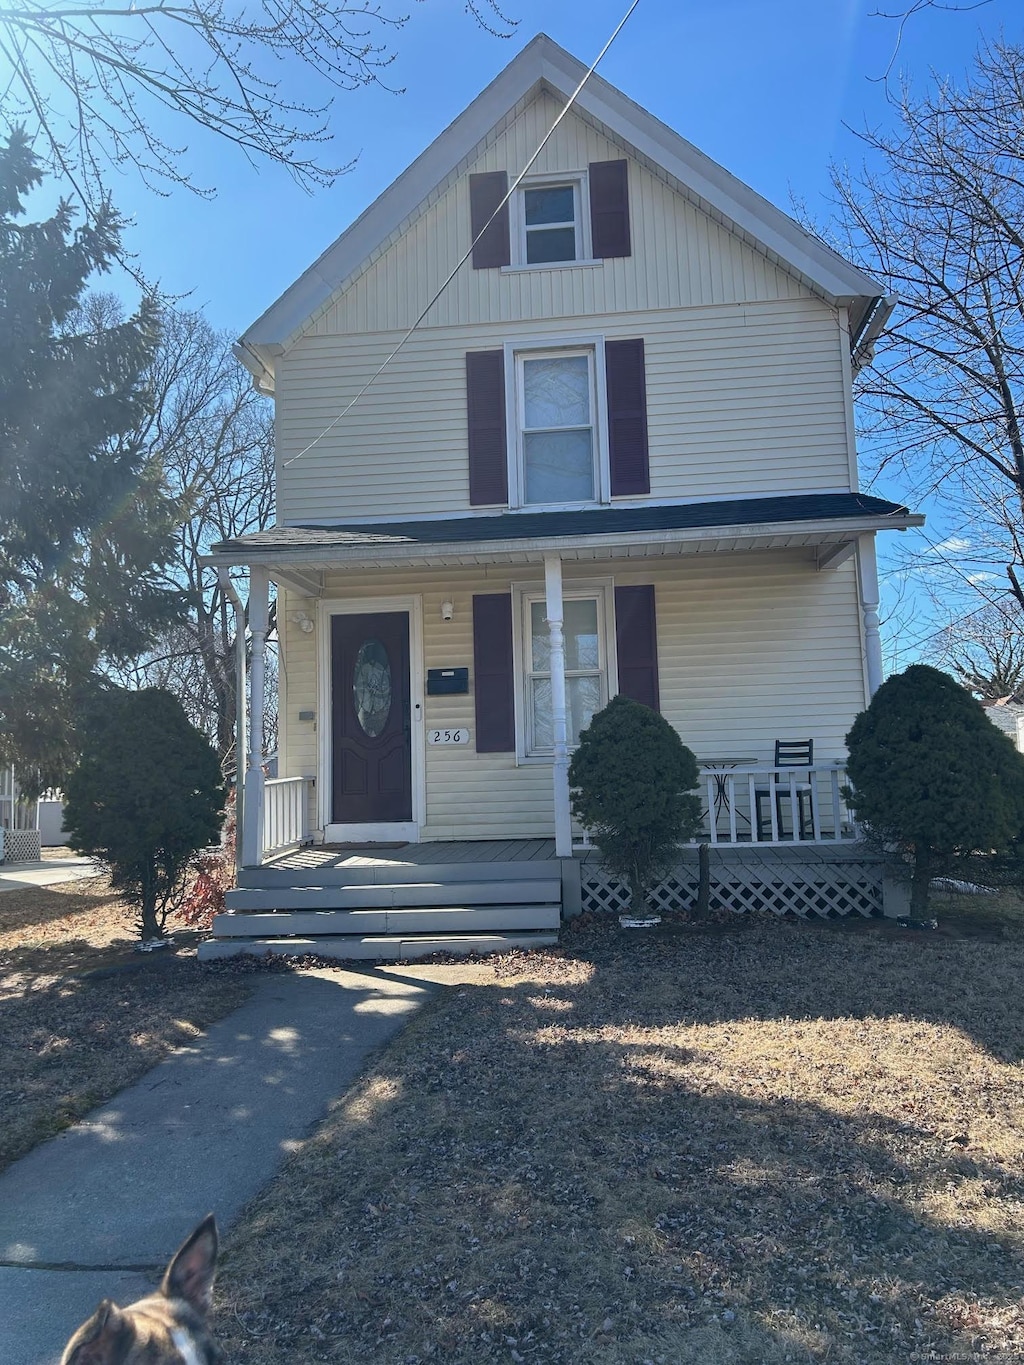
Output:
(0, 0), (517, 207)
(824, 40), (1024, 624)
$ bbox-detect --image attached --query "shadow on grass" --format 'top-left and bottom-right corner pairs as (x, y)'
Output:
(548, 920), (1024, 1061)
(0, 881), (120, 937)
(216, 945), (1024, 1364)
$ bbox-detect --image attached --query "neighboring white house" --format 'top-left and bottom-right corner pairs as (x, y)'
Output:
(0, 767), (42, 862)
(982, 700), (1024, 754)
(210, 34), (923, 868)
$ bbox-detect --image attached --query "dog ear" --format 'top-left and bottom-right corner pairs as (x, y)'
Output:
(60, 1300), (130, 1365)
(162, 1215), (218, 1316)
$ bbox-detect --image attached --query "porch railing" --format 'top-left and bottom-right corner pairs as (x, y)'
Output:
(700, 763), (856, 845)
(262, 776), (312, 859)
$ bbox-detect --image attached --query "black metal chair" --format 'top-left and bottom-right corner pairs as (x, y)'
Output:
(754, 739), (814, 840)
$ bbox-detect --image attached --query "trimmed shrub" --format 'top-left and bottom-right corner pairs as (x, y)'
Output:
(569, 695), (702, 917)
(64, 688), (226, 941)
(845, 664), (1024, 915)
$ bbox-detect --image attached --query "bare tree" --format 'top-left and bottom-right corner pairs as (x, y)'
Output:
(101, 300), (276, 774)
(828, 40), (1024, 615)
(931, 602), (1024, 701)
(0, 0), (516, 208)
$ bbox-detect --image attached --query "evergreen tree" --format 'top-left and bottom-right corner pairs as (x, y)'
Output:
(63, 688), (225, 942)
(845, 664), (1024, 915)
(569, 695), (702, 919)
(0, 129), (185, 789)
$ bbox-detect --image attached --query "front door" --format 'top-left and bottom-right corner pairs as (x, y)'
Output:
(331, 612), (412, 824)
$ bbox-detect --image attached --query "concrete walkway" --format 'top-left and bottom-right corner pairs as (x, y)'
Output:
(0, 964), (441, 1365)
(0, 857), (99, 894)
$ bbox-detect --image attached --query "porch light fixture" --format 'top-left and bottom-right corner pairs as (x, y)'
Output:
(440, 600), (455, 622)
(290, 610), (315, 634)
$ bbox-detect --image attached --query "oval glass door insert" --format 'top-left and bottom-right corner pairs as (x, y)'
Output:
(353, 639), (392, 737)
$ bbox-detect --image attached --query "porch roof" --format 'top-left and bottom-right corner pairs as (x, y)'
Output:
(207, 492), (921, 575)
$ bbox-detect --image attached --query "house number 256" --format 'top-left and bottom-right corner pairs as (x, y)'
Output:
(428, 728), (470, 745)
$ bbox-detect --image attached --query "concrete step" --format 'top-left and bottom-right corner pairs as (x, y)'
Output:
(237, 859), (560, 889)
(224, 879), (562, 913)
(198, 931), (559, 963)
(212, 903), (561, 938)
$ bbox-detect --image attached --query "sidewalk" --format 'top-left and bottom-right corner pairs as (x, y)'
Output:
(0, 856), (99, 894)
(0, 964), (440, 1365)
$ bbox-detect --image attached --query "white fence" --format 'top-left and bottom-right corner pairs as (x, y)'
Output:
(700, 764), (856, 845)
(261, 776), (312, 858)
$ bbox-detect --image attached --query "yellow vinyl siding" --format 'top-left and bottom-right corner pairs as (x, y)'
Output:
(276, 554), (865, 841)
(277, 298), (849, 523)
(304, 95), (807, 338)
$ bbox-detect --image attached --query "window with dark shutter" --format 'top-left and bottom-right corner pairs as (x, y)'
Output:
(615, 584), (660, 712)
(605, 338), (650, 496)
(589, 159), (631, 259)
(466, 350), (509, 507)
(470, 171), (511, 269)
(473, 594), (516, 752)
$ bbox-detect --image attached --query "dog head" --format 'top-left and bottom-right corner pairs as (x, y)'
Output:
(61, 1215), (223, 1364)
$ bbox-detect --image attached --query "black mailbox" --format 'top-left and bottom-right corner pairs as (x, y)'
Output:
(427, 667), (469, 696)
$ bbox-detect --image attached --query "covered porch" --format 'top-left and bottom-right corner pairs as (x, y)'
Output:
(207, 492), (914, 875)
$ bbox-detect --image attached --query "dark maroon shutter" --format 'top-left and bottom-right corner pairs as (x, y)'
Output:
(466, 350), (508, 507)
(473, 593), (515, 752)
(470, 171), (511, 269)
(615, 585), (660, 712)
(589, 159), (631, 259)
(606, 338), (650, 496)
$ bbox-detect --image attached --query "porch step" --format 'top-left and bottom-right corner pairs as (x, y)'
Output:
(197, 931), (559, 963)
(236, 859), (558, 889)
(224, 878), (561, 913)
(212, 904), (561, 937)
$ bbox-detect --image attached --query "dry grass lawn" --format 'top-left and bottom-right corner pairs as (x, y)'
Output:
(0, 875), (251, 1171)
(215, 913), (1024, 1365)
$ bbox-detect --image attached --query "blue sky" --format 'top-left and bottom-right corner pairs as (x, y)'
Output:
(97, 0), (1019, 336)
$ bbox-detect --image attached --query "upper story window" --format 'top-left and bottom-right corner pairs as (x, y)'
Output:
(522, 181), (584, 265)
(519, 349), (596, 503)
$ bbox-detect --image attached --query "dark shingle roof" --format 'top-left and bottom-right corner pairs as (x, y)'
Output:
(212, 492), (913, 555)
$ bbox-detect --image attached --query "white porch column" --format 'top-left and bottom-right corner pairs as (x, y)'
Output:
(857, 534), (884, 697)
(241, 566), (270, 868)
(544, 553), (573, 857)
(218, 569), (248, 872)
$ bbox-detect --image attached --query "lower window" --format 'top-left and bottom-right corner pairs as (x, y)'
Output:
(521, 590), (608, 756)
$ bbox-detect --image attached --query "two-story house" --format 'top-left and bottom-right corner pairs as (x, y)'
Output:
(203, 35), (922, 960)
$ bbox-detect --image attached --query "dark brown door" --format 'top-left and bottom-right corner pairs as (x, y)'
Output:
(331, 612), (412, 823)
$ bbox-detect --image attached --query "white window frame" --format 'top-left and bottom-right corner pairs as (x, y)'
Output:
(511, 580), (618, 763)
(503, 335), (610, 511)
(509, 170), (594, 268)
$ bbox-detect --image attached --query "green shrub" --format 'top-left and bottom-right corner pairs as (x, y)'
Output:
(64, 688), (226, 941)
(569, 695), (702, 917)
(845, 664), (1024, 916)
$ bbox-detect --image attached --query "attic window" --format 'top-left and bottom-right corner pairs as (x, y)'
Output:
(511, 173), (591, 267)
(524, 183), (580, 263)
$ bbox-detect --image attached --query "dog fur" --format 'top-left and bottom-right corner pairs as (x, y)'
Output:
(60, 1215), (223, 1365)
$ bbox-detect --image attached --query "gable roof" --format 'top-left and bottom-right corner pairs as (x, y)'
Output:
(237, 34), (886, 386)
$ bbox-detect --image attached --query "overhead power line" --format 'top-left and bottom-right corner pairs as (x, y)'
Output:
(283, 0), (643, 469)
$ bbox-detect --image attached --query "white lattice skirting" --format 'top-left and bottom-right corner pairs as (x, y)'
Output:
(0, 828), (42, 862)
(582, 858), (884, 919)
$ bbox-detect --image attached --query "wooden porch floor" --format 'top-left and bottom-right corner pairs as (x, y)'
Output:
(265, 838), (560, 871)
(265, 839), (882, 872)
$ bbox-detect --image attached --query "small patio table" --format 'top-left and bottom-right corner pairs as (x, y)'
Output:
(702, 758), (758, 824)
